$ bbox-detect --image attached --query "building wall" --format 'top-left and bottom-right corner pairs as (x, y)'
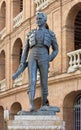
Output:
(0, 0), (81, 130)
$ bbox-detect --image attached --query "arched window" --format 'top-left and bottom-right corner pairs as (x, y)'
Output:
(10, 102), (22, 120)
(66, 4), (81, 73)
(0, 1), (6, 31)
(12, 38), (23, 87)
(74, 11), (81, 50)
(0, 50), (5, 80)
(74, 95), (81, 130)
(12, 38), (22, 74)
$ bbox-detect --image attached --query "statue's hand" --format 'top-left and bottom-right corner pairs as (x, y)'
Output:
(12, 62), (28, 80)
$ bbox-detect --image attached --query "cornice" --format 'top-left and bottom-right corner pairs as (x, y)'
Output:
(0, 70), (81, 99)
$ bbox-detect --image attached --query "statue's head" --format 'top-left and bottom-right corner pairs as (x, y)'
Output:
(36, 12), (47, 27)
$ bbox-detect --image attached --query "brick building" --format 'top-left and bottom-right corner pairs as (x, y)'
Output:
(0, 0), (81, 130)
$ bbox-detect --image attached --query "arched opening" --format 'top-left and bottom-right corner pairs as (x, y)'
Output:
(66, 3), (81, 73)
(74, 94), (81, 130)
(66, 3), (81, 53)
(63, 91), (81, 130)
(0, 50), (5, 80)
(0, 106), (4, 130)
(74, 10), (81, 50)
(12, 38), (22, 74)
(0, 1), (6, 31)
(10, 102), (22, 120)
(13, 0), (23, 18)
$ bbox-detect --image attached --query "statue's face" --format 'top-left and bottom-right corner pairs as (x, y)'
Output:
(36, 14), (46, 27)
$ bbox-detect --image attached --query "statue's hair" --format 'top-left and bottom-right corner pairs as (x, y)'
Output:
(36, 12), (47, 21)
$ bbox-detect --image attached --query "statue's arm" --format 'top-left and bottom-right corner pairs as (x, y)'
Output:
(49, 32), (58, 62)
(20, 35), (29, 64)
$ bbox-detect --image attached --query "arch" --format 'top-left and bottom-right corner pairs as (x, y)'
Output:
(10, 102), (22, 120)
(0, 106), (4, 130)
(63, 90), (81, 130)
(0, 0), (6, 7)
(12, 38), (22, 74)
(66, 2), (81, 52)
(0, 1), (6, 31)
(0, 50), (5, 80)
(13, 0), (23, 18)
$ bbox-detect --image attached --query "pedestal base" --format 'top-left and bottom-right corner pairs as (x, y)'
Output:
(8, 115), (65, 130)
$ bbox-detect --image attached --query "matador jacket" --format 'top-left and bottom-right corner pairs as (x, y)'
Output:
(21, 28), (58, 63)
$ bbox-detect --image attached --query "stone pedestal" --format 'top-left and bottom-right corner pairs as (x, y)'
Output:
(8, 115), (65, 130)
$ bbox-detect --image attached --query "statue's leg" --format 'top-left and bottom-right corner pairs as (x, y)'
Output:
(39, 61), (49, 106)
(28, 59), (37, 111)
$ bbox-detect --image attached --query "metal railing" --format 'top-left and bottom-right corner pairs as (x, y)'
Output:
(67, 49), (81, 73)
(74, 95), (81, 130)
(13, 11), (23, 28)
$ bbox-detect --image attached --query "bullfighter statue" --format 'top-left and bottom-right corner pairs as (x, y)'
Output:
(12, 12), (58, 112)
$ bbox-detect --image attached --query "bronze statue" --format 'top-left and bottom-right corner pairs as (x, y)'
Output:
(13, 12), (58, 112)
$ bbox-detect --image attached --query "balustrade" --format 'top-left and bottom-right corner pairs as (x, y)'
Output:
(34, 0), (50, 10)
(0, 79), (6, 92)
(67, 49), (81, 73)
(0, 27), (6, 40)
(13, 11), (23, 28)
